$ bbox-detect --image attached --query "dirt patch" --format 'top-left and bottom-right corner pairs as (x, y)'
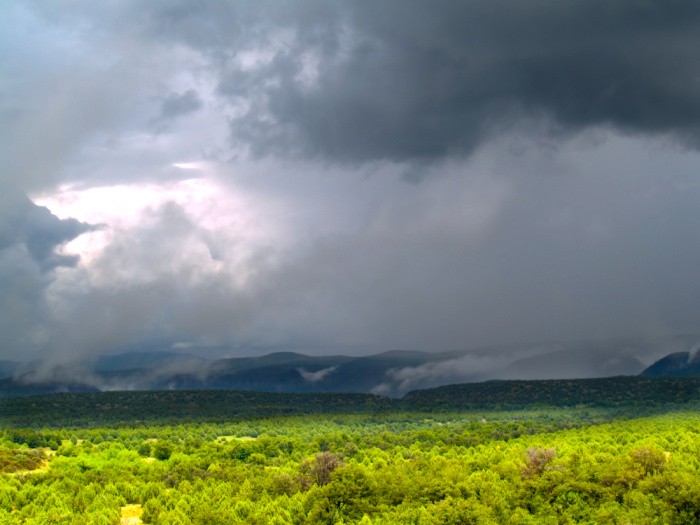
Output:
(120, 504), (143, 525)
(216, 435), (257, 443)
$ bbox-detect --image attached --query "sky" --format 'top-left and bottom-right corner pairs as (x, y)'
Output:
(4, 0), (700, 364)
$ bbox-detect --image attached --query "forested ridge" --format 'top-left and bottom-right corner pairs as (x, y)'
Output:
(403, 376), (700, 409)
(2, 375), (699, 427)
(2, 377), (700, 523)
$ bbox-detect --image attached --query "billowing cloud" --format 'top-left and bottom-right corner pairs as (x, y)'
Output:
(151, 89), (203, 132)
(124, 0), (700, 163)
(12, 0), (700, 169)
(0, 191), (94, 271)
(2, 1), (700, 372)
(0, 190), (94, 358)
(160, 90), (202, 120)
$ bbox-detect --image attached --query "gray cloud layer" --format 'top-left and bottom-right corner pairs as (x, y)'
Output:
(3, 1), (700, 367)
(139, 0), (700, 162)
(20, 0), (700, 165)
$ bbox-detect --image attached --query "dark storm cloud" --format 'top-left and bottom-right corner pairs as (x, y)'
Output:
(0, 187), (95, 359)
(0, 195), (95, 271)
(5, 0), (700, 371)
(143, 0), (700, 163)
(20, 0), (700, 165)
(22, 205), (95, 270)
(155, 89), (203, 122)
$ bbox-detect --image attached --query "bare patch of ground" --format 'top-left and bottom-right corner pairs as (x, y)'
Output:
(216, 435), (257, 443)
(120, 504), (143, 525)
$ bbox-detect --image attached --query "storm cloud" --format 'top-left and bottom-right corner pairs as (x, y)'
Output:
(3, 1), (700, 370)
(135, 0), (700, 163)
(0, 189), (94, 358)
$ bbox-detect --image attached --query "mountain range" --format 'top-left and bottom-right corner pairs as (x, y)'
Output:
(1, 335), (697, 397)
(640, 350), (700, 377)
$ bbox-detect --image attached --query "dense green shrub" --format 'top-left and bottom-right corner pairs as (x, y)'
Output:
(1, 401), (700, 523)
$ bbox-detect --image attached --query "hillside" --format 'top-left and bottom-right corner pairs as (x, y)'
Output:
(641, 351), (700, 377)
(3, 376), (700, 427)
(3, 335), (695, 397)
(402, 376), (700, 410)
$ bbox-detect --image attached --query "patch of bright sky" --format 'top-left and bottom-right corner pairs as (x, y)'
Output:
(295, 50), (321, 88)
(32, 165), (280, 265)
(234, 28), (296, 71)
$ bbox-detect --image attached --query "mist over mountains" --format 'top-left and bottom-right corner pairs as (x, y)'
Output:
(2, 335), (696, 398)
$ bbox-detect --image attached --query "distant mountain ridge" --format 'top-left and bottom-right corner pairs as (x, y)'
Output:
(1, 335), (696, 397)
(641, 351), (700, 377)
(92, 351), (207, 372)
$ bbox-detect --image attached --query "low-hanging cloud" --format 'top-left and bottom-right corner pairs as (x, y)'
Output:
(298, 366), (338, 383)
(372, 354), (511, 396)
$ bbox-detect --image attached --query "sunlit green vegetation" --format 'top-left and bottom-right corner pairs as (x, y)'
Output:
(2, 397), (700, 523)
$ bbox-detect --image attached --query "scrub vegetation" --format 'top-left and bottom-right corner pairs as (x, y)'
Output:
(1, 382), (700, 523)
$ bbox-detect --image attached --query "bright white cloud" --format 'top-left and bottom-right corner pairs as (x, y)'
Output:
(32, 173), (283, 268)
